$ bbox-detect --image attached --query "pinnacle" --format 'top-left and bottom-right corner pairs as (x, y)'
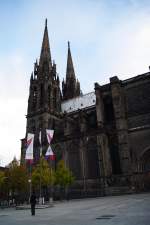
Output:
(66, 41), (75, 79)
(45, 18), (47, 27)
(39, 19), (52, 69)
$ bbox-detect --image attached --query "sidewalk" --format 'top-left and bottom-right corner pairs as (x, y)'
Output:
(0, 193), (150, 225)
(16, 202), (54, 210)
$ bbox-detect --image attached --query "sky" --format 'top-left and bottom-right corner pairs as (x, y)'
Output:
(1, 0), (150, 166)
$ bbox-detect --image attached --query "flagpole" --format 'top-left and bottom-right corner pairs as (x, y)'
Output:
(39, 148), (42, 204)
(45, 145), (54, 203)
(29, 162), (32, 200)
(25, 133), (34, 203)
(27, 161), (32, 203)
(45, 130), (55, 204)
(49, 155), (53, 204)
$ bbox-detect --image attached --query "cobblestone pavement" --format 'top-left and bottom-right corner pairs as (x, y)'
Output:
(0, 193), (150, 225)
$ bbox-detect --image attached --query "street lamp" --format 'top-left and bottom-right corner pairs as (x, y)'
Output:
(28, 178), (32, 201)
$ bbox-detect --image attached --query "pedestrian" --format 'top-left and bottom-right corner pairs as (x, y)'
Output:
(30, 192), (36, 216)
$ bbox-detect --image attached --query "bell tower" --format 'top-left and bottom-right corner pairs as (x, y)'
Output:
(27, 19), (61, 117)
(21, 19), (61, 163)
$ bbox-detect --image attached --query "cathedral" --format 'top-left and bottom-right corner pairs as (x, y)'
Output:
(21, 19), (150, 197)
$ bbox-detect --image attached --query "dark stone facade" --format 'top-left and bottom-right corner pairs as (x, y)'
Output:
(21, 20), (150, 197)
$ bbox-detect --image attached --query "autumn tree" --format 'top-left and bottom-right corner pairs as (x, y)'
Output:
(6, 158), (29, 203)
(55, 160), (74, 199)
(0, 171), (6, 201)
(32, 157), (55, 199)
(0, 171), (5, 187)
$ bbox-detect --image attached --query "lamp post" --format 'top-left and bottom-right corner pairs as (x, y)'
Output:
(28, 178), (32, 200)
(39, 153), (43, 204)
(28, 161), (32, 202)
(39, 129), (43, 204)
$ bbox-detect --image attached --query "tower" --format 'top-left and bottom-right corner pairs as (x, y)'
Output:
(27, 19), (61, 117)
(62, 41), (81, 100)
(21, 19), (61, 163)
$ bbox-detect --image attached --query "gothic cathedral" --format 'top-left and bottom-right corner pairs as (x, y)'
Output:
(21, 20), (150, 197)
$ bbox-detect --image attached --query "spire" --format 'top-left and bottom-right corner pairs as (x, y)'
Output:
(39, 19), (52, 70)
(62, 42), (81, 100)
(66, 41), (75, 79)
(45, 18), (47, 27)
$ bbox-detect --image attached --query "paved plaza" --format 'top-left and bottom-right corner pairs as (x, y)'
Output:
(0, 193), (150, 225)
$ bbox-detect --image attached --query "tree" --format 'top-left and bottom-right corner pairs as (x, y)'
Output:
(0, 171), (6, 200)
(55, 160), (74, 187)
(55, 160), (74, 199)
(0, 170), (10, 203)
(6, 158), (29, 203)
(0, 171), (5, 187)
(32, 157), (55, 186)
(32, 157), (55, 199)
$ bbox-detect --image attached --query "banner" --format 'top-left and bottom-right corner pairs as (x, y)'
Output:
(25, 133), (34, 162)
(46, 129), (54, 144)
(45, 145), (55, 160)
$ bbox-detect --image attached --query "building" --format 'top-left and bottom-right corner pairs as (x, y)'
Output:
(0, 166), (7, 172)
(21, 20), (150, 197)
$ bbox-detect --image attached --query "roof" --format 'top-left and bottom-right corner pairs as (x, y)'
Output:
(0, 166), (7, 171)
(122, 72), (150, 85)
(61, 92), (96, 113)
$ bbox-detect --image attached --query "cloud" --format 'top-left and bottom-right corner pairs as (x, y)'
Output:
(0, 52), (28, 165)
(0, 97), (26, 166)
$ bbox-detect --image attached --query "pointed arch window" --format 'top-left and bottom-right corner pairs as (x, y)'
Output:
(40, 84), (44, 106)
(43, 61), (49, 78)
(30, 119), (36, 133)
(48, 85), (51, 107)
(86, 138), (100, 179)
(32, 86), (37, 111)
(53, 88), (57, 109)
(39, 117), (43, 129)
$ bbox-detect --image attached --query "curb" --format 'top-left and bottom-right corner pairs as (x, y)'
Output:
(16, 204), (54, 210)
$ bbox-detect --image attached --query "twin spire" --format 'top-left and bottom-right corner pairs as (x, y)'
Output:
(38, 19), (81, 99)
(62, 41), (81, 100)
(66, 41), (75, 79)
(39, 18), (52, 69)
(39, 19), (75, 78)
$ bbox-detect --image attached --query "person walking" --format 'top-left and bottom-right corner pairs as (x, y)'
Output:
(30, 192), (36, 216)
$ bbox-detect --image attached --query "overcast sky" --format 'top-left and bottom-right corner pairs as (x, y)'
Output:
(1, 0), (150, 166)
